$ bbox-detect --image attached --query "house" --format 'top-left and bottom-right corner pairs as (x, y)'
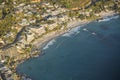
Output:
(25, 31), (35, 43)
(29, 18), (36, 24)
(71, 7), (80, 10)
(31, 0), (41, 3)
(18, 19), (30, 26)
(0, 38), (4, 43)
(0, 66), (13, 80)
(24, 12), (33, 17)
(48, 23), (57, 30)
(0, 38), (4, 47)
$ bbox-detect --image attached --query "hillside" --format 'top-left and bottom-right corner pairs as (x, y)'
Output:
(67, 0), (91, 8)
(42, 0), (91, 8)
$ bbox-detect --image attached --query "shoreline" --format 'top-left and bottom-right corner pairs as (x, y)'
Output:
(33, 20), (90, 50)
(16, 11), (119, 79)
(32, 11), (119, 52)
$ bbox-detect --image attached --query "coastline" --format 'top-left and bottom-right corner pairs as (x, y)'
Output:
(16, 11), (119, 79)
(33, 20), (90, 50)
(0, 0), (120, 79)
(17, 16), (120, 80)
(32, 11), (118, 52)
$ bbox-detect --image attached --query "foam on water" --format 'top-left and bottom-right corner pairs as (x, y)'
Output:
(83, 28), (89, 31)
(43, 39), (56, 50)
(98, 15), (119, 22)
(62, 26), (83, 37)
(91, 32), (97, 35)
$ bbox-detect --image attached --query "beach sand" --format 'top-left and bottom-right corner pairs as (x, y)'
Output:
(32, 11), (116, 52)
(32, 20), (89, 50)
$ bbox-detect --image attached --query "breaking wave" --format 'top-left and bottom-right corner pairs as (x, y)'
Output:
(83, 28), (89, 31)
(43, 39), (56, 50)
(98, 15), (119, 22)
(62, 26), (83, 37)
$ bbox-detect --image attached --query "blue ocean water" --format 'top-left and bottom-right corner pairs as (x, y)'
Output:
(17, 16), (120, 80)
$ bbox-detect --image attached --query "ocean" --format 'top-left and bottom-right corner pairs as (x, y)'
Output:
(17, 15), (120, 80)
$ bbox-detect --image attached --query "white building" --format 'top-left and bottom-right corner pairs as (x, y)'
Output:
(18, 19), (30, 26)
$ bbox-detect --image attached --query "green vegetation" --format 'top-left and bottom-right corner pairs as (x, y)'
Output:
(44, 26), (49, 32)
(0, 0), (18, 43)
(42, 0), (91, 8)
(68, 11), (79, 18)
(0, 0), (119, 45)
(0, 0), (4, 3)
(0, 14), (16, 38)
(78, 14), (85, 20)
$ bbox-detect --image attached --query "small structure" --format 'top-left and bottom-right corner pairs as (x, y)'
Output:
(18, 19), (30, 26)
(31, 0), (40, 3)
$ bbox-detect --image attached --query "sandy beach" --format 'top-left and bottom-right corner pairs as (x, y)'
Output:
(32, 20), (89, 49)
(16, 10), (119, 80)
(32, 11), (117, 52)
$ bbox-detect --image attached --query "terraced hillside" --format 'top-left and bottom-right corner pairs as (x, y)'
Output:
(42, 0), (91, 8)
(68, 0), (91, 8)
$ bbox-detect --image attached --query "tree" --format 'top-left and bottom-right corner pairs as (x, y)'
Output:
(0, 0), (4, 3)
(1, 0), (14, 19)
(44, 27), (49, 32)
(78, 14), (85, 20)
(0, 14), (15, 38)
